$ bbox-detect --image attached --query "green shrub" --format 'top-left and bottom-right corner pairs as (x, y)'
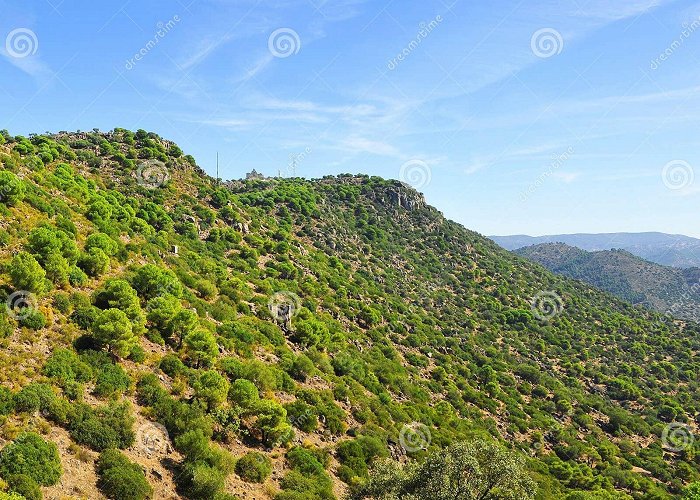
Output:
(53, 292), (71, 313)
(180, 461), (227, 500)
(19, 309), (46, 330)
(128, 344), (146, 363)
(277, 469), (334, 499)
(289, 354), (315, 382)
(286, 446), (325, 476)
(0, 433), (62, 486)
(97, 449), (153, 500)
(0, 387), (15, 415)
(235, 452), (272, 483)
(71, 416), (120, 451)
(68, 401), (134, 451)
(94, 363), (131, 397)
(43, 348), (93, 385)
(5, 474), (41, 500)
(285, 400), (318, 432)
(13, 383), (55, 414)
(68, 265), (88, 286)
(159, 353), (186, 377)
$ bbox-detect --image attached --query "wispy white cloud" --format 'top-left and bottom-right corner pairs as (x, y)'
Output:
(235, 54), (275, 83)
(0, 48), (53, 84)
(551, 171), (581, 183)
(178, 32), (238, 71)
(463, 141), (575, 174)
(340, 136), (401, 157)
(571, 0), (670, 21)
(672, 184), (700, 197)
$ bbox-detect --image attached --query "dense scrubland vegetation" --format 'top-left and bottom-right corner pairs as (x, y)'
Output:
(0, 128), (698, 499)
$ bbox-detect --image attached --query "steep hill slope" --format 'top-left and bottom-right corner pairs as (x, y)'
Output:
(0, 129), (698, 499)
(515, 243), (700, 322)
(492, 233), (700, 268)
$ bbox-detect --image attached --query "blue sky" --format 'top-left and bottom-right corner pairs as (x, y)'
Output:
(2, 0), (700, 237)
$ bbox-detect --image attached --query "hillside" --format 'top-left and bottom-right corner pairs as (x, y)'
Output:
(492, 233), (700, 268)
(514, 243), (700, 322)
(0, 129), (698, 499)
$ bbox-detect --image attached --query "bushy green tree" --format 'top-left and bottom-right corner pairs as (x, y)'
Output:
(170, 308), (199, 347)
(194, 370), (230, 410)
(131, 264), (182, 299)
(0, 171), (24, 206)
(285, 400), (318, 432)
(146, 294), (182, 336)
(13, 383), (55, 414)
(9, 252), (46, 293)
(286, 446), (326, 476)
(181, 461), (227, 499)
(245, 399), (292, 447)
(94, 363), (131, 397)
(93, 279), (145, 332)
(85, 233), (119, 256)
(229, 379), (259, 409)
(44, 251), (70, 286)
(293, 318), (330, 347)
(43, 348), (93, 385)
(26, 226), (78, 265)
(350, 440), (536, 500)
(183, 329), (218, 368)
(91, 308), (137, 358)
(78, 247), (110, 277)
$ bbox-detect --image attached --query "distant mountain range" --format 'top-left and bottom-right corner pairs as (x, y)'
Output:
(491, 232), (700, 268)
(514, 242), (700, 322)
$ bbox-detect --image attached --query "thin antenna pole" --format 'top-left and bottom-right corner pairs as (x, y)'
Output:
(216, 152), (219, 184)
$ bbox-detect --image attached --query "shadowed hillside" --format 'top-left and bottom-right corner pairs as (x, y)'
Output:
(515, 243), (700, 322)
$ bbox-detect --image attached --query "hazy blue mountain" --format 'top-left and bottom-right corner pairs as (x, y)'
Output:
(491, 232), (700, 268)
